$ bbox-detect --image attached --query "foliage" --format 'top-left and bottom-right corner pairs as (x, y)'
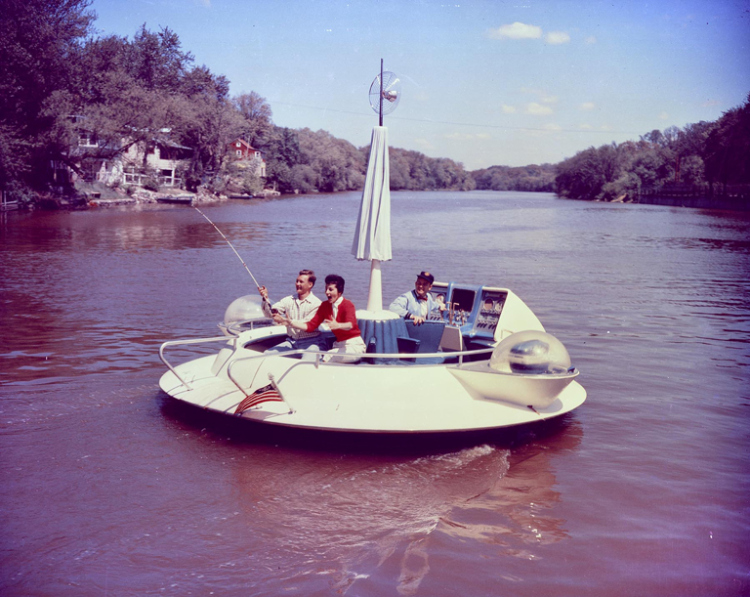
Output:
(471, 164), (555, 192)
(4, 2), (747, 206)
(0, 0), (95, 190)
(389, 149), (474, 191)
(554, 95), (750, 202)
(0, 2), (481, 201)
(703, 95), (750, 186)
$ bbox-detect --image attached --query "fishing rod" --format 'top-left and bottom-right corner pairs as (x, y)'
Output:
(193, 207), (261, 289)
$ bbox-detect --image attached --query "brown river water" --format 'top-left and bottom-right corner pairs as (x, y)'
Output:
(1, 191), (749, 596)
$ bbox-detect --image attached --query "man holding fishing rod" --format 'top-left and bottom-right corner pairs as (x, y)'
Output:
(258, 270), (324, 352)
(192, 209), (323, 352)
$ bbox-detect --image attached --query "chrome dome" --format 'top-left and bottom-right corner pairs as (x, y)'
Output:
(490, 330), (573, 375)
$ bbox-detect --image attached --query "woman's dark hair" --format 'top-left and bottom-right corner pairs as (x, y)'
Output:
(298, 269), (316, 286)
(324, 274), (345, 294)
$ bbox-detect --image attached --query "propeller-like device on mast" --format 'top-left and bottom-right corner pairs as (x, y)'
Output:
(368, 59), (402, 126)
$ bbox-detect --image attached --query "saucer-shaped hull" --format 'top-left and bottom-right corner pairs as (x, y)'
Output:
(159, 350), (586, 433)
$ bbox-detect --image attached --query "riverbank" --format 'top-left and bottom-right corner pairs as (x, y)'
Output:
(635, 193), (750, 211)
(636, 182), (750, 211)
(8, 183), (283, 211)
(560, 190), (750, 212)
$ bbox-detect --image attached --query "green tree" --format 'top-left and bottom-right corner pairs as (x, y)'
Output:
(0, 0), (94, 197)
(704, 95), (750, 186)
(232, 92), (273, 147)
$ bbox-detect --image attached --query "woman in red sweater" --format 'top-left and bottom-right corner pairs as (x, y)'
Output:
(285, 274), (366, 362)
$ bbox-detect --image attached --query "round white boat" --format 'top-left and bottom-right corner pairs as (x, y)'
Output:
(158, 287), (586, 434)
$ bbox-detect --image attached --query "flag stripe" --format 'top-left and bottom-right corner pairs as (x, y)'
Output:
(235, 384), (284, 414)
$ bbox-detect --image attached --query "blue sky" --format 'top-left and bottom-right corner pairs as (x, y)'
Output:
(90, 0), (750, 170)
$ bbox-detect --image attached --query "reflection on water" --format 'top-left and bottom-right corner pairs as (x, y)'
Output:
(2, 193), (750, 596)
(231, 443), (512, 594)
(195, 418), (582, 596)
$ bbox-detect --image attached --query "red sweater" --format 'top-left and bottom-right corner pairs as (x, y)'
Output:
(305, 298), (362, 342)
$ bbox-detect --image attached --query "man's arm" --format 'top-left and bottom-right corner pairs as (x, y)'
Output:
(388, 292), (411, 318)
(287, 301), (327, 332)
(299, 301), (320, 325)
(259, 286), (282, 318)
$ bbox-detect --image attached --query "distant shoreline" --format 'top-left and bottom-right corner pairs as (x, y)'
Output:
(4, 187), (748, 214)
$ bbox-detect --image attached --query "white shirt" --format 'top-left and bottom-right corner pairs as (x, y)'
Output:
(331, 296), (344, 320)
(264, 293), (321, 340)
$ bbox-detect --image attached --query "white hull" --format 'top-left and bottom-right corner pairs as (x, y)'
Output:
(159, 328), (586, 434)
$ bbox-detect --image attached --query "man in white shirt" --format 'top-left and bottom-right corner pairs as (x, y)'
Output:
(258, 269), (323, 351)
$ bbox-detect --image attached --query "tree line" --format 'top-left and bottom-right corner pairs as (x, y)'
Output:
(471, 164), (556, 192)
(0, 0), (473, 204)
(554, 96), (750, 203)
(1, 1), (748, 206)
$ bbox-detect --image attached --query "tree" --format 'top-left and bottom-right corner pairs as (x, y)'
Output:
(127, 25), (193, 94)
(704, 95), (750, 186)
(0, 0), (95, 196)
(555, 146), (611, 200)
(232, 92), (273, 147)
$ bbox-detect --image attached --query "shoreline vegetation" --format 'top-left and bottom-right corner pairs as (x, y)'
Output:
(1, 2), (749, 213)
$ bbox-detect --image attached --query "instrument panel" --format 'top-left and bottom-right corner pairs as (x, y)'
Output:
(430, 283), (508, 338)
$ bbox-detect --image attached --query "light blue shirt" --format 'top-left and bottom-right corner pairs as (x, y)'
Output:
(389, 290), (442, 320)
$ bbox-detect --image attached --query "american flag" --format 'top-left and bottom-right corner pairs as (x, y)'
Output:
(234, 382), (284, 414)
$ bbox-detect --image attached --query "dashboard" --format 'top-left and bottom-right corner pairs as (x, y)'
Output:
(430, 283), (508, 340)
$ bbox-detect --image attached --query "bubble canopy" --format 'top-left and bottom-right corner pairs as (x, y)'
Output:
(490, 331), (573, 375)
(221, 295), (270, 334)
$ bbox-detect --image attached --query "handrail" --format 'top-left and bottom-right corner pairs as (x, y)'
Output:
(224, 345), (497, 399)
(159, 336), (234, 390)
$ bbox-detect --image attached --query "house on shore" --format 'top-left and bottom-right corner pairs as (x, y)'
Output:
(120, 139), (193, 188)
(226, 139), (266, 178)
(56, 119), (194, 190)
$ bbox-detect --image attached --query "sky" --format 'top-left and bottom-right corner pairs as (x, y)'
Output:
(90, 0), (750, 170)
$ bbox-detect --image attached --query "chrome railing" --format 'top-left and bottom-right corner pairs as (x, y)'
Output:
(159, 336), (234, 390)
(161, 330), (496, 396)
(224, 345), (497, 401)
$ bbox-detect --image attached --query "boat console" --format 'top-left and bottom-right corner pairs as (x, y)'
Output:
(430, 282), (542, 347)
(431, 282), (505, 340)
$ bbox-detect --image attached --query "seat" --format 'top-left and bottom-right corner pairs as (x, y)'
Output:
(439, 325), (464, 352)
(396, 336), (421, 362)
(404, 320), (446, 353)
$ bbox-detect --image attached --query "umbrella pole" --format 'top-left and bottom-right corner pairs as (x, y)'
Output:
(366, 259), (383, 312)
(379, 58), (383, 127)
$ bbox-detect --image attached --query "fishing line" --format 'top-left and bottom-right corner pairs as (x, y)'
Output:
(193, 207), (261, 288)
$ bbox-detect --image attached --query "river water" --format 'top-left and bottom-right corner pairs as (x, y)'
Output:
(1, 191), (749, 596)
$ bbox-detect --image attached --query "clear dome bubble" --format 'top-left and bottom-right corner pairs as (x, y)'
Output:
(221, 295), (270, 334)
(490, 330), (572, 375)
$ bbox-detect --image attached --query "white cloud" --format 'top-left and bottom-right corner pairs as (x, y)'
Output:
(520, 87), (557, 104)
(526, 102), (553, 115)
(545, 31), (570, 45)
(585, 36), (597, 44)
(501, 104), (516, 113)
(414, 138), (434, 150)
(196, 0), (211, 7)
(579, 123), (594, 130)
(580, 102), (595, 111)
(544, 123), (563, 131)
(659, 111), (670, 120)
(488, 22), (542, 40)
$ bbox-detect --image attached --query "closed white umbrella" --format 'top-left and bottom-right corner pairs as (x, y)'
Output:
(352, 126), (392, 311)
